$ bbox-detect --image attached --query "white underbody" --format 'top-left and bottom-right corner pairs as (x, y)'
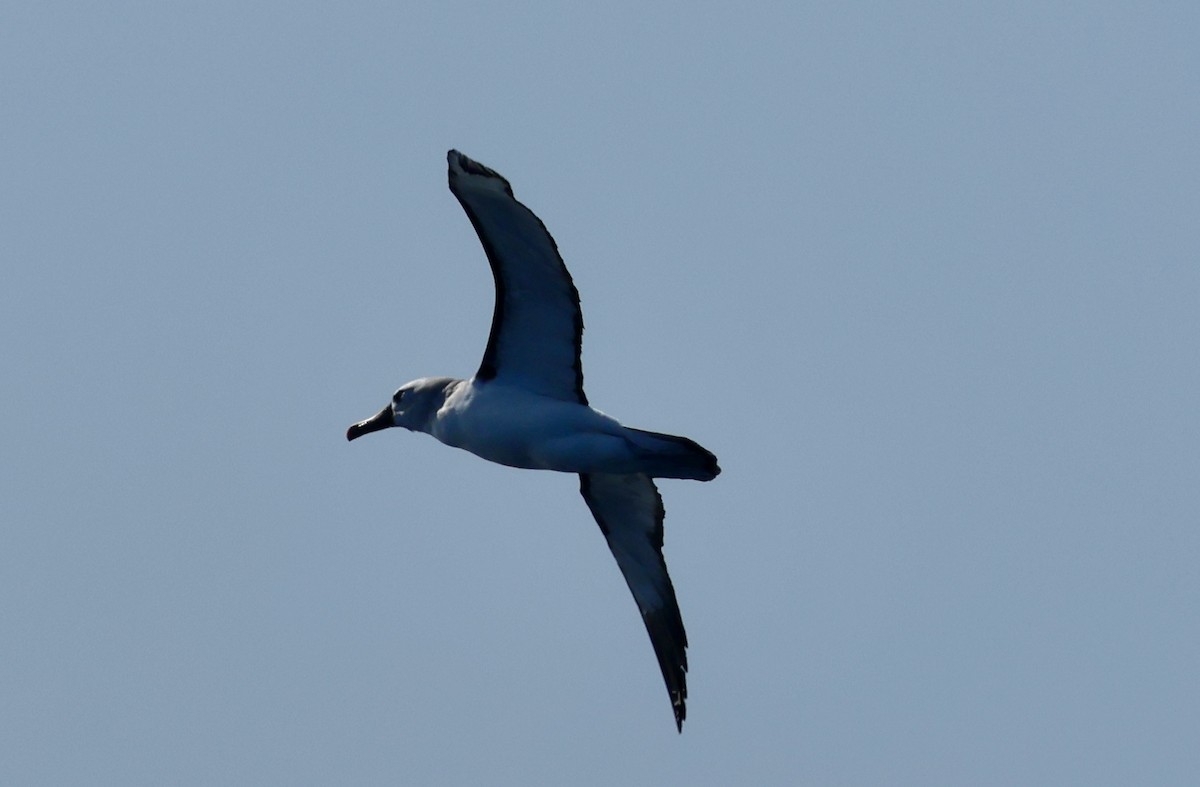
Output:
(430, 379), (650, 474)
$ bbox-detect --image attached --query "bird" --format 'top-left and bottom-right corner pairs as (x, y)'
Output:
(347, 150), (720, 731)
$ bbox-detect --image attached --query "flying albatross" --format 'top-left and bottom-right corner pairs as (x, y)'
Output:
(347, 150), (720, 731)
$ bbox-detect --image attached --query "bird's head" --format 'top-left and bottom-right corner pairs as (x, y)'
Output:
(346, 377), (456, 441)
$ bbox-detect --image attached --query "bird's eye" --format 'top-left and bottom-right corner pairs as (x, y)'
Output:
(393, 390), (406, 404)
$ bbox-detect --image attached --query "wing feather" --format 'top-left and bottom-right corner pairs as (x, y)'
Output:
(579, 472), (688, 731)
(447, 151), (586, 404)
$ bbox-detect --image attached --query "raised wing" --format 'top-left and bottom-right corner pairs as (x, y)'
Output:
(447, 150), (587, 404)
(579, 472), (688, 731)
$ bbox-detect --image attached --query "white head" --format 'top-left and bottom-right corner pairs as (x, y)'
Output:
(346, 377), (457, 441)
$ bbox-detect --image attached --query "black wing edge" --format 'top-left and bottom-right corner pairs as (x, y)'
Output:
(446, 150), (588, 405)
(580, 473), (689, 732)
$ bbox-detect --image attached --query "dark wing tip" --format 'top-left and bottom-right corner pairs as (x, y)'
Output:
(447, 149), (514, 196)
(643, 606), (689, 732)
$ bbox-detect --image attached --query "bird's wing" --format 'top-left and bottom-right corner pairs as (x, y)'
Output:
(579, 472), (688, 731)
(447, 150), (587, 405)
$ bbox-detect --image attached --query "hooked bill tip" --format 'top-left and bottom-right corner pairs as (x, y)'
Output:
(346, 406), (393, 441)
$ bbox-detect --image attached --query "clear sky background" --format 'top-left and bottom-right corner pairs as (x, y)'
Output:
(3, 3), (1198, 785)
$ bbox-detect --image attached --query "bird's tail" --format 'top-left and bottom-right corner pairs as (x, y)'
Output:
(624, 428), (720, 481)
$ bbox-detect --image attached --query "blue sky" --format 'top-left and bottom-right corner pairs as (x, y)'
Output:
(3, 3), (1198, 784)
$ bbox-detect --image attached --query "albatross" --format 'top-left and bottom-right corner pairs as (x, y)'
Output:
(347, 150), (720, 731)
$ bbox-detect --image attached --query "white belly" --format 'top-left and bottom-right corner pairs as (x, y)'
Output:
(430, 380), (639, 473)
